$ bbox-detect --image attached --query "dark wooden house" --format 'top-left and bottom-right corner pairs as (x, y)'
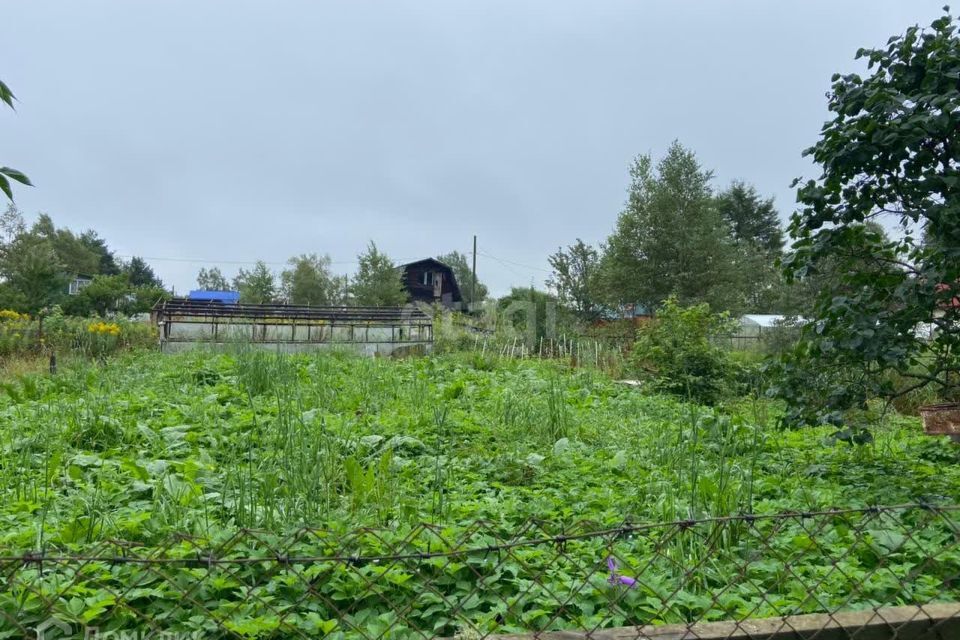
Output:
(400, 258), (462, 308)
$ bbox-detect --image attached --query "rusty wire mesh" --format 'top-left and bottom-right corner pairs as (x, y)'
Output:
(3, 503), (960, 639)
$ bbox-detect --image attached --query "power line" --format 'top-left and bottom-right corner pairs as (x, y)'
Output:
(476, 249), (551, 273)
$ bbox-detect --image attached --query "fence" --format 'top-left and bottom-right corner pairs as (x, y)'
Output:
(2, 503), (959, 639)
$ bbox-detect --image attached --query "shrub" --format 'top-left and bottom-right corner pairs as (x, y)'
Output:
(0, 307), (156, 359)
(630, 297), (738, 404)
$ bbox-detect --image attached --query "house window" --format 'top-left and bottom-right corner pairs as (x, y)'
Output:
(68, 278), (92, 296)
(422, 271), (433, 286)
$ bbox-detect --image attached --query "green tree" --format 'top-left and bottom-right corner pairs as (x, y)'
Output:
(776, 9), (960, 428)
(0, 79), (32, 201)
(436, 251), (488, 305)
(596, 141), (743, 314)
(125, 284), (171, 315)
(631, 297), (739, 405)
(349, 242), (408, 307)
(497, 286), (573, 346)
(0, 233), (64, 313)
(196, 267), (230, 291)
(0, 206), (64, 313)
(716, 181), (784, 253)
(123, 256), (162, 288)
(281, 253), (339, 306)
(233, 261), (277, 304)
(64, 274), (132, 317)
(28, 213), (106, 277)
(546, 239), (600, 322)
(715, 182), (787, 313)
(78, 230), (120, 275)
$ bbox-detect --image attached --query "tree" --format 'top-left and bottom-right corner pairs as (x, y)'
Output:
(596, 142), (743, 314)
(497, 286), (572, 347)
(0, 205), (64, 313)
(631, 297), (739, 405)
(715, 182), (787, 313)
(122, 256), (162, 288)
(26, 213), (106, 277)
(79, 230), (120, 275)
(716, 181), (784, 253)
(436, 251), (488, 305)
(776, 9), (960, 428)
(196, 267), (231, 291)
(349, 242), (408, 307)
(0, 79), (32, 201)
(0, 232), (64, 313)
(64, 274), (132, 317)
(546, 239), (600, 322)
(124, 284), (171, 315)
(281, 253), (340, 306)
(233, 261), (277, 304)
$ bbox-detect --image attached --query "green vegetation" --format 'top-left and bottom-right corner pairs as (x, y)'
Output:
(1, 350), (958, 634)
(0, 206), (168, 316)
(0, 308), (156, 358)
(349, 241), (408, 307)
(779, 8), (960, 425)
(630, 298), (743, 405)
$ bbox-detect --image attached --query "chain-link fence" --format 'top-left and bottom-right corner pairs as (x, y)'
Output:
(3, 503), (960, 639)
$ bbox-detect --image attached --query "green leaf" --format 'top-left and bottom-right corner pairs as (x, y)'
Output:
(0, 174), (11, 201)
(0, 167), (32, 186)
(0, 79), (15, 109)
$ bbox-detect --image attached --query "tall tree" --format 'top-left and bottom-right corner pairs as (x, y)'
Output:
(28, 213), (101, 276)
(196, 267), (230, 291)
(281, 253), (339, 306)
(546, 239), (600, 322)
(716, 181), (784, 253)
(350, 242), (408, 307)
(233, 261), (277, 304)
(0, 79), (32, 201)
(436, 251), (488, 305)
(0, 206), (63, 312)
(776, 9), (960, 428)
(715, 182), (786, 312)
(0, 231), (67, 313)
(123, 256), (162, 288)
(79, 230), (120, 275)
(596, 142), (742, 314)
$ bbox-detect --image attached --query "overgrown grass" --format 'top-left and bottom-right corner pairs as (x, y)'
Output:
(0, 350), (955, 547)
(1, 350), (958, 635)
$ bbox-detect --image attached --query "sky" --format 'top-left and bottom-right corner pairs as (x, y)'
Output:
(1, 1), (950, 297)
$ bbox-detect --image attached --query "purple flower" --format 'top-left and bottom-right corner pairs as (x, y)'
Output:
(607, 556), (637, 588)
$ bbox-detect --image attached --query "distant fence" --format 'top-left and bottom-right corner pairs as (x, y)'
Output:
(3, 503), (960, 638)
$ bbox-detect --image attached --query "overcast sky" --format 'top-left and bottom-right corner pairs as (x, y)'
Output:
(2, 1), (949, 296)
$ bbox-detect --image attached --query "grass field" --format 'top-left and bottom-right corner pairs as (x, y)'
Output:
(2, 349), (959, 636)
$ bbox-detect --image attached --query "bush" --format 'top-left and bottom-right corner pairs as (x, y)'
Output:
(0, 307), (156, 358)
(631, 298), (739, 404)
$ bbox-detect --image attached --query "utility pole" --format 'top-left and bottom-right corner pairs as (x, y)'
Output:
(471, 235), (477, 308)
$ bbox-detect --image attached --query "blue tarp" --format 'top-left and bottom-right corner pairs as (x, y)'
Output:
(187, 290), (240, 304)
